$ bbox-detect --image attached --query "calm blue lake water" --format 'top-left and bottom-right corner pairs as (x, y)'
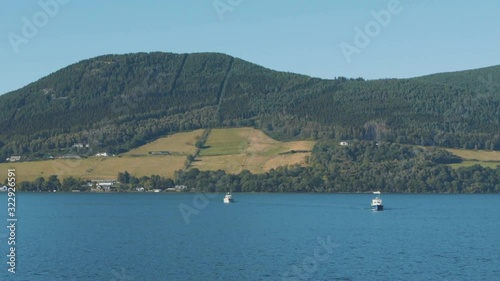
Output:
(0, 193), (499, 281)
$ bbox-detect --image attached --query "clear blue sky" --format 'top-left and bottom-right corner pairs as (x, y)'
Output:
(1, 0), (499, 95)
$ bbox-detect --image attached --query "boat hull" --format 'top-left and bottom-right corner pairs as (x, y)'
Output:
(371, 205), (383, 211)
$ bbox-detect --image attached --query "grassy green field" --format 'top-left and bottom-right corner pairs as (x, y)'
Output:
(193, 127), (315, 174)
(0, 128), (315, 182)
(449, 161), (500, 169)
(0, 130), (203, 182)
(0, 156), (187, 182)
(199, 128), (251, 156)
(445, 148), (500, 162)
(125, 129), (204, 156)
(446, 148), (500, 169)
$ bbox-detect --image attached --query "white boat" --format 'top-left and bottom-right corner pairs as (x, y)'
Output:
(371, 191), (383, 211)
(223, 192), (233, 203)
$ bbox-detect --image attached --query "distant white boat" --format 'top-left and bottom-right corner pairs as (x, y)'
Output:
(371, 191), (383, 211)
(223, 192), (233, 203)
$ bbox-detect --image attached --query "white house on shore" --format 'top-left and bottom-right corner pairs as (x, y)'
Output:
(72, 143), (89, 148)
(91, 180), (116, 191)
(175, 185), (187, 191)
(7, 156), (21, 162)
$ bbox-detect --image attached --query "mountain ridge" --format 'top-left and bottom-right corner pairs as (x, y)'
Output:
(4, 52), (500, 97)
(0, 52), (499, 161)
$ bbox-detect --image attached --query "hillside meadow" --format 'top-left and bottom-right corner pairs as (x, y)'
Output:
(2, 127), (498, 183)
(193, 127), (315, 173)
(0, 128), (315, 182)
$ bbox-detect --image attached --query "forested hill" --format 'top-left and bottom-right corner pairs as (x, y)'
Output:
(0, 52), (499, 160)
(414, 65), (500, 95)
